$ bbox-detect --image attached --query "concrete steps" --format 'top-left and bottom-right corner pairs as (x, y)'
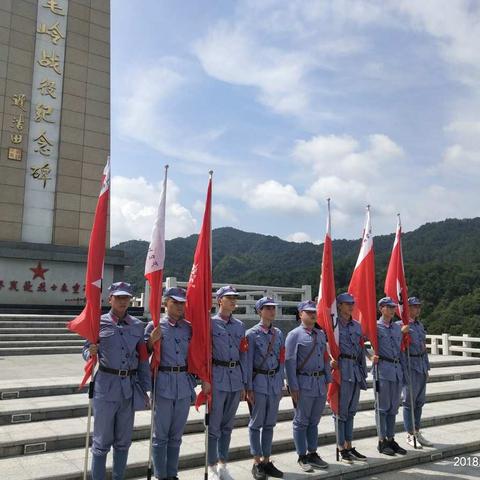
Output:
(0, 315), (79, 356)
(1, 367), (479, 425)
(1, 379), (480, 457)
(0, 346), (83, 356)
(0, 397), (478, 479)
(0, 350), (479, 479)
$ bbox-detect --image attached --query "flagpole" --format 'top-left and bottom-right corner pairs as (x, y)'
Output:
(396, 214), (418, 449)
(365, 205), (382, 445)
(83, 360), (96, 480)
(204, 170), (213, 480)
(147, 373), (157, 479)
(146, 164), (169, 478)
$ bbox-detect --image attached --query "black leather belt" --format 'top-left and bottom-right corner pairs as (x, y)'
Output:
(339, 353), (357, 360)
(99, 365), (137, 377)
(213, 359), (239, 368)
(379, 355), (400, 364)
(409, 352), (426, 358)
(253, 366), (279, 377)
(158, 365), (188, 373)
(296, 370), (325, 377)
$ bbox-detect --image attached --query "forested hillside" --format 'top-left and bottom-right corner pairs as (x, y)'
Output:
(113, 218), (480, 336)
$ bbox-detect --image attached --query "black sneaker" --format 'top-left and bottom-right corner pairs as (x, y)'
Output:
(340, 449), (355, 464)
(307, 451), (328, 469)
(263, 461), (283, 478)
(348, 447), (367, 462)
(297, 455), (314, 472)
(252, 462), (266, 480)
(378, 439), (395, 456)
(389, 438), (407, 455)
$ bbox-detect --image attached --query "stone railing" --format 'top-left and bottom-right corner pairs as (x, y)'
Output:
(426, 334), (480, 357)
(142, 277), (313, 321)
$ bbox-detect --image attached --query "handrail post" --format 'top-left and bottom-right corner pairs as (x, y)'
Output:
(166, 276), (177, 288)
(302, 285), (312, 301)
(442, 333), (450, 356)
(462, 334), (472, 357)
(430, 336), (438, 355)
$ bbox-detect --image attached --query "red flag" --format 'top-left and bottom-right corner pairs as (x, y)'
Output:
(185, 173), (213, 410)
(348, 206), (378, 353)
(67, 158), (110, 387)
(384, 215), (410, 349)
(317, 200), (341, 415)
(145, 166), (168, 373)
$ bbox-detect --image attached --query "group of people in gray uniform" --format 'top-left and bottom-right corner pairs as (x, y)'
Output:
(83, 282), (432, 479)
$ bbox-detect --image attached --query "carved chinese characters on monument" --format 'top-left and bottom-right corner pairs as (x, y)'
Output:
(21, 0), (69, 243)
(8, 94), (28, 161)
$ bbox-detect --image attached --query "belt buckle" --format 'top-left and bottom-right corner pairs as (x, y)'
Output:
(394, 358), (399, 364)
(312, 371), (320, 377)
(172, 366), (181, 373)
(118, 369), (129, 378)
(228, 361), (237, 369)
(267, 369), (276, 377)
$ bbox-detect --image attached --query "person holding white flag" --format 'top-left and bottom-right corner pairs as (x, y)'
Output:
(401, 296), (433, 448)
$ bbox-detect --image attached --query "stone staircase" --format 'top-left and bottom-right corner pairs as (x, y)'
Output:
(0, 354), (479, 479)
(0, 315), (83, 356)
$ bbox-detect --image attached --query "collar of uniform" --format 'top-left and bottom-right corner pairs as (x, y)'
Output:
(338, 315), (352, 326)
(162, 315), (180, 327)
(380, 316), (393, 328)
(217, 313), (232, 323)
(258, 323), (272, 334)
(109, 310), (130, 325)
(302, 324), (315, 334)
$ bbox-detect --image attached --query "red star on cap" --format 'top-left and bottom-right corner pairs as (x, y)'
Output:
(30, 261), (49, 280)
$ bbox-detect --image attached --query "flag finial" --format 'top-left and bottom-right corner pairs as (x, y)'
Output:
(209, 170), (214, 178)
(165, 164), (169, 170)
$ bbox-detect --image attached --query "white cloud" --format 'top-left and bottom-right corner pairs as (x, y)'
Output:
(286, 231), (319, 244)
(194, 23), (313, 117)
(193, 200), (238, 224)
(293, 133), (404, 180)
(392, 1), (480, 84)
(110, 176), (197, 245)
(115, 62), (227, 167)
(243, 180), (318, 214)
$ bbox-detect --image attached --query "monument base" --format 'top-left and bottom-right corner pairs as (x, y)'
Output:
(0, 241), (128, 307)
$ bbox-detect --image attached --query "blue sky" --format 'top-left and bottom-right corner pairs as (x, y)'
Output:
(110, 0), (480, 246)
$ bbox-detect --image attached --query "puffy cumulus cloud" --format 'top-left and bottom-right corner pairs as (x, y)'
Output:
(243, 180), (319, 214)
(286, 231), (320, 244)
(293, 133), (404, 181)
(110, 176), (196, 246)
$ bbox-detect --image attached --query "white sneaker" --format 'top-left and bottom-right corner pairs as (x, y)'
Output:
(406, 433), (422, 449)
(218, 463), (235, 480)
(416, 431), (433, 447)
(209, 465), (221, 480)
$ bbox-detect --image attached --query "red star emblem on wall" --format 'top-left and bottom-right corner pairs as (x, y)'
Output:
(30, 261), (49, 280)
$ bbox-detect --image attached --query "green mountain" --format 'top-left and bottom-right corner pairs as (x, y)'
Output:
(113, 217), (480, 336)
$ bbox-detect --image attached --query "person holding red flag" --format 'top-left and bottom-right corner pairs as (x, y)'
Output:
(144, 287), (196, 480)
(331, 293), (368, 463)
(400, 296), (432, 448)
(82, 282), (150, 480)
(203, 285), (248, 480)
(374, 296), (409, 456)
